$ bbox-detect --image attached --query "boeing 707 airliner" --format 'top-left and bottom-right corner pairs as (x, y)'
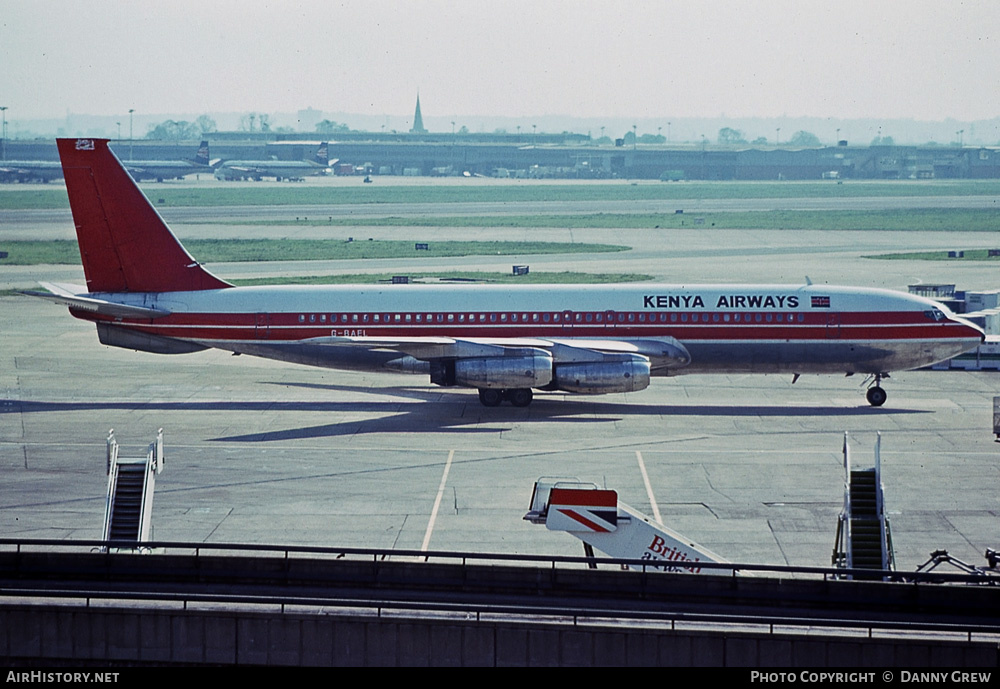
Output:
(28, 138), (985, 408)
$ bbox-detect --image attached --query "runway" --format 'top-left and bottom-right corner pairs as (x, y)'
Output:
(2, 183), (998, 574)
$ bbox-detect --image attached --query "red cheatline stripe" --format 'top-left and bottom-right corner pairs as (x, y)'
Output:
(87, 322), (979, 343)
(555, 508), (611, 533)
(95, 310), (948, 328)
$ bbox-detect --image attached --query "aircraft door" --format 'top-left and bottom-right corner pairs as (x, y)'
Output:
(562, 310), (574, 331)
(825, 313), (840, 339)
(255, 313), (270, 339)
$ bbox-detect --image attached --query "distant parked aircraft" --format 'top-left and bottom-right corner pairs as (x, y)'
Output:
(0, 159), (65, 183)
(214, 142), (331, 181)
(123, 140), (213, 182)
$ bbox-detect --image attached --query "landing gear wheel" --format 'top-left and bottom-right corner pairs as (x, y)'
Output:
(478, 388), (503, 407)
(507, 388), (533, 407)
(866, 386), (887, 407)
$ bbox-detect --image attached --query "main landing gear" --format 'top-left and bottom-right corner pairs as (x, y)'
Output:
(865, 373), (889, 407)
(478, 388), (533, 408)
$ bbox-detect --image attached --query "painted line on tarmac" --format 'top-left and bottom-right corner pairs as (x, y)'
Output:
(636, 450), (663, 525)
(421, 448), (454, 552)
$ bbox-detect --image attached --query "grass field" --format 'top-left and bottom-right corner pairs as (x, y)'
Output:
(869, 249), (1000, 261)
(4, 179), (1000, 210)
(221, 208), (1000, 232)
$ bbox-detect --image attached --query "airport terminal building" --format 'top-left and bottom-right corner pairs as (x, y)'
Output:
(5, 133), (1000, 181)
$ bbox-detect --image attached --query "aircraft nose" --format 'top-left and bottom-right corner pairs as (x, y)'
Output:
(953, 316), (986, 342)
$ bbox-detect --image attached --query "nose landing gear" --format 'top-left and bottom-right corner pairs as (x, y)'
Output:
(864, 373), (889, 407)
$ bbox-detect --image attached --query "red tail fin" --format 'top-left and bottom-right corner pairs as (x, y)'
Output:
(57, 138), (231, 293)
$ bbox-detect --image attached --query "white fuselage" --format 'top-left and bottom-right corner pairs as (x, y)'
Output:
(78, 282), (984, 378)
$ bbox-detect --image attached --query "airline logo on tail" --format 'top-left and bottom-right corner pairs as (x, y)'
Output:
(547, 488), (619, 533)
(195, 141), (210, 166)
(75, 139), (95, 151)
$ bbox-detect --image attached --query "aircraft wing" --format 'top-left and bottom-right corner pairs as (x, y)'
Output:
(303, 334), (691, 370)
(24, 282), (171, 319)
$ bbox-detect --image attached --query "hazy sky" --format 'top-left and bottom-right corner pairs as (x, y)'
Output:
(3, 0), (999, 122)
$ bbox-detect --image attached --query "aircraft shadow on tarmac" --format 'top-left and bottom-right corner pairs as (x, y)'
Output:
(3, 380), (927, 444)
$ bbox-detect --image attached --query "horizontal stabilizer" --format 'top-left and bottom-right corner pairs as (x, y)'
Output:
(24, 282), (170, 319)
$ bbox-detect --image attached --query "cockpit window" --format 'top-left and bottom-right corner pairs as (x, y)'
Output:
(923, 308), (946, 322)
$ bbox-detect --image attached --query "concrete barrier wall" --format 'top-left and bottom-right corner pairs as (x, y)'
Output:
(2, 604), (996, 666)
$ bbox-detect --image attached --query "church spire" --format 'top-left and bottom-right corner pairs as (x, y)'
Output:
(410, 92), (427, 134)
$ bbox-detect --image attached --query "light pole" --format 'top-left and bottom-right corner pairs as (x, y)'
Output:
(116, 122), (121, 141)
(632, 124), (637, 150)
(0, 106), (7, 161)
(128, 108), (135, 160)
(775, 127), (780, 146)
(667, 121), (671, 143)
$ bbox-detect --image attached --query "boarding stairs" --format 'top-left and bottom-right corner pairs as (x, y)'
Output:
(524, 478), (727, 574)
(833, 432), (894, 578)
(102, 429), (163, 549)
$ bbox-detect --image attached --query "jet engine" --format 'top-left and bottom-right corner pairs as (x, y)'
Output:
(551, 357), (651, 394)
(431, 352), (554, 389)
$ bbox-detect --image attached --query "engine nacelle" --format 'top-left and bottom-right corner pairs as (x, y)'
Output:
(457, 355), (554, 389)
(432, 354), (553, 389)
(97, 323), (207, 355)
(551, 359), (651, 394)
